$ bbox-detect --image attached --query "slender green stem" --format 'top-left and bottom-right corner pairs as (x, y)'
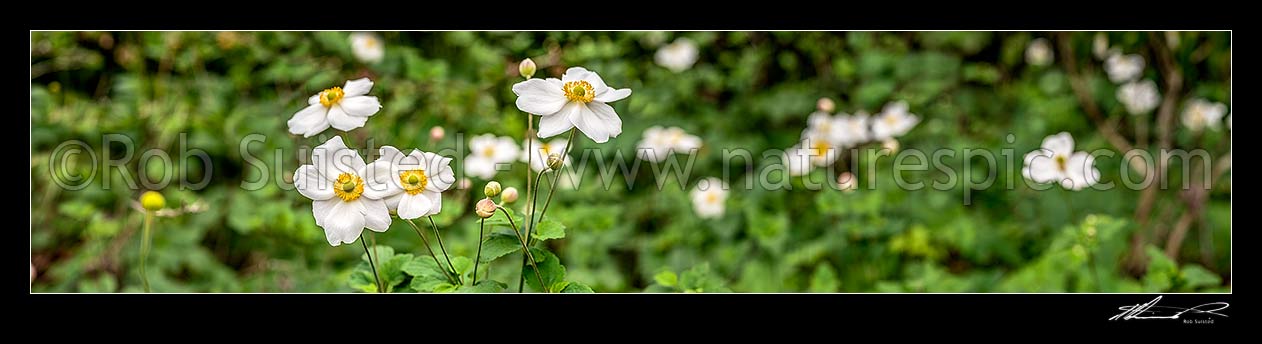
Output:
(518, 170), (549, 292)
(473, 218), (486, 285)
(139, 213), (154, 293)
(405, 218), (458, 283)
(360, 234), (383, 293)
(428, 216), (462, 285)
(536, 128), (577, 237)
(498, 207), (546, 292)
(1062, 189), (1078, 221)
(518, 129), (576, 292)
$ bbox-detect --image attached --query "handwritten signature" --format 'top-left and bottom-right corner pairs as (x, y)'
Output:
(1109, 296), (1229, 321)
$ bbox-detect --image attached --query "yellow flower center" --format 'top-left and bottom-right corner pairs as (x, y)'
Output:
(333, 172), (364, 202)
(320, 87), (345, 107)
(540, 143), (552, 155)
(811, 141), (831, 157)
(705, 193), (719, 204)
(482, 146), (496, 158)
(884, 115), (899, 125)
(365, 37), (378, 48)
(1055, 154), (1068, 172)
(399, 169), (428, 196)
(563, 81), (595, 103)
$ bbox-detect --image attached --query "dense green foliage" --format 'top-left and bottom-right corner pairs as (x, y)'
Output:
(30, 31), (1230, 292)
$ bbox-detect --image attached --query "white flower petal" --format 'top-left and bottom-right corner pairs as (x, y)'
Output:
(327, 104), (369, 131)
(288, 104), (330, 138)
(464, 157), (496, 179)
(512, 78), (568, 115)
(594, 88), (632, 103)
(312, 136), (366, 178)
(340, 95), (382, 117)
(537, 104), (578, 138)
(295, 165), (334, 200)
(360, 199), (392, 232)
(308, 93), (322, 105)
(342, 78), (374, 97)
(384, 193), (404, 212)
(423, 191), (442, 217)
(1041, 132), (1074, 157)
(573, 101), (623, 143)
(313, 199), (337, 227)
(397, 193), (433, 219)
(322, 200), (365, 246)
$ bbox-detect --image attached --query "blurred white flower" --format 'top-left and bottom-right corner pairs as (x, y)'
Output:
(871, 101), (920, 140)
(1022, 132), (1100, 191)
(1116, 80), (1160, 115)
(636, 126), (702, 162)
(1093, 32), (1110, 60)
(1181, 98), (1227, 132)
(690, 177), (728, 218)
(365, 146), (454, 219)
(1105, 54), (1145, 83)
(287, 78), (382, 137)
(783, 145), (814, 177)
(349, 32), (384, 64)
(837, 111), (872, 146)
(512, 67), (632, 143)
(521, 137), (571, 172)
(464, 134), (521, 179)
(804, 111), (848, 148)
(293, 136), (391, 246)
(654, 38), (699, 73)
(1025, 38), (1053, 67)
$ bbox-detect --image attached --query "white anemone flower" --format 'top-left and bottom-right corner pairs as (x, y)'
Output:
(1025, 38), (1053, 67)
(521, 137), (572, 172)
(636, 126), (702, 162)
(654, 38), (699, 73)
(511, 67), (633, 143)
(783, 146), (814, 177)
(871, 101), (920, 140)
(287, 78), (382, 137)
(1105, 54), (1145, 83)
(349, 32), (384, 64)
(1022, 132), (1101, 191)
(1116, 80), (1160, 115)
(804, 111), (848, 148)
(364, 146), (454, 219)
(293, 136), (391, 246)
(464, 134), (520, 179)
(690, 177), (728, 218)
(1181, 98), (1227, 132)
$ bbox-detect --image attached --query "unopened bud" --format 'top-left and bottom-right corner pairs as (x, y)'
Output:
(458, 178), (472, 190)
(546, 154), (563, 171)
(501, 187), (519, 203)
(430, 126), (445, 141)
(817, 97), (835, 113)
(141, 191), (165, 211)
(475, 198), (497, 218)
(519, 58), (537, 79)
(484, 181), (502, 197)
(837, 172), (857, 192)
(881, 139), (900, 153)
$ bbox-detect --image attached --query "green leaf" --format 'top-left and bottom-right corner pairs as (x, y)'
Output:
(532, 218), (566, 241)
(679, 263), (730, 293)
(1179, 265), (1222, 291)
(402, 256), (447, 278)
(561, 281), (594, 293)
(433, 283), (459, 293)
(523, 248), (567, 293)
(457, 280), (507, 293)
(654, 271), (678, 287)
(483, 207), (525, 229)
(809, 263), (840, 293)
(360, 245), (396, 264)
(449, 256), (474, 278)
(477, 234), (523, 263)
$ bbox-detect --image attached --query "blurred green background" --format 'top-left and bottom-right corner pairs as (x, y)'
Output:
(30, 31), (1230, 292)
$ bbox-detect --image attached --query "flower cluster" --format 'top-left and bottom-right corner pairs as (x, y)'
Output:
(636, 126), (702, 162)
(784, 100), (920, 176)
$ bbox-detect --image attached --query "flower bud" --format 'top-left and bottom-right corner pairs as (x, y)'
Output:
(546, 154), (564, 171)
(817, 97), (835, 113)
(837, 172), (857, 192)
(519, 58), (537, 79)
(458, 178), (472, 190)
(475, 198), (497, 218)
(484, 181), (502, 197)
(881, 139), (900, 154)
(141, 191), (165, 211)
(429, 126), (445, 141)
(501, 187), (519, 203)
